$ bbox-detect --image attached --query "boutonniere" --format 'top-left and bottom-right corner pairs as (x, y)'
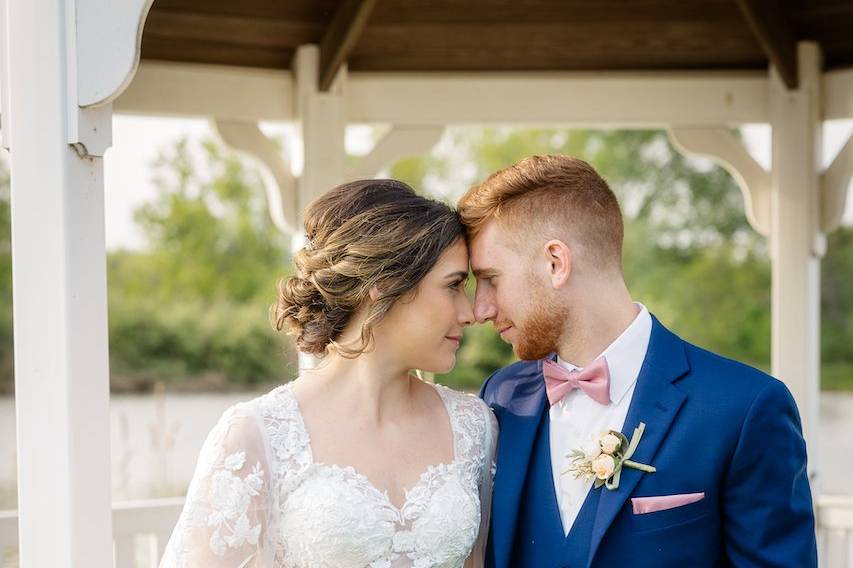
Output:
(563, 422), (656, 490)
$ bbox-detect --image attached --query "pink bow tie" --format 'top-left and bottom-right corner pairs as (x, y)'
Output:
(542, 357), (611, 406)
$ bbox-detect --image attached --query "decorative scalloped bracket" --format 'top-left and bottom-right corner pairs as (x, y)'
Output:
(821, 133), (853, 233)
(213, 45), (443, 238)
(668, 126), (772, 237)
(345, 125), (444, 180)
(70, 0), (153, 156)
(212, 119), (299, 235)
(213, 119), (444, 237)
(669, 125), (852, 241)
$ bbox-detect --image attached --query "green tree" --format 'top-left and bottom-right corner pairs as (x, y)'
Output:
(823, 226), (853, 389)
(389, 128), (779, 389)
(106, 138), (296, 391)
(121, 138), (289, 303)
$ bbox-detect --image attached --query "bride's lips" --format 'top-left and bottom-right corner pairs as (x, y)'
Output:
(445, 335), (461, 345)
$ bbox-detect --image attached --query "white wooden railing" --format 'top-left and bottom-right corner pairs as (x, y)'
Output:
(0, 498), (183, 568)
(820, 495), (853, 567)
(0, 495), (852, 567)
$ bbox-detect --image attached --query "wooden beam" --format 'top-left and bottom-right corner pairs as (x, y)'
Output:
(735, 0), (799, 89)
(116, 62), (776, 125)
(346, 71), (771, 126)
(116, 62), (294, 121)
(318, 0), (376, 91)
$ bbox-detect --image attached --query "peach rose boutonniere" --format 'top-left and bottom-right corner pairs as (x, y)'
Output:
(563, 422), (656, 490)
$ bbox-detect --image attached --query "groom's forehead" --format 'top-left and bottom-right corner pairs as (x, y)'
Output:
(469, 237), (509, 277)
(470, 221), (514, 258)
(469, 219), (503, 250)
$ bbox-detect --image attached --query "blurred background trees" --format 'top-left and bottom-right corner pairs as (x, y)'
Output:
(0, 126), (850, 394)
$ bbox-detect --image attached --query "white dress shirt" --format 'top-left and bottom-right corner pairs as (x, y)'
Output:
(549, 302), (652, 535)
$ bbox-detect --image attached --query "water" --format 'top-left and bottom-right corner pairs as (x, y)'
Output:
(0, 389), (264, 507)
(0, 388), (852, 508)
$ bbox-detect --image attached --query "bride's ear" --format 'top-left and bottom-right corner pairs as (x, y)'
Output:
(369, 279), (403, 302)
(368, 284), (383, 302)
(544, 239), (572, 289)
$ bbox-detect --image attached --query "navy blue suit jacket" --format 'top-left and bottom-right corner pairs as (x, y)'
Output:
(480, 314), (817, 568)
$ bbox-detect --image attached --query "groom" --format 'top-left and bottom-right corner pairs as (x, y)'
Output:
(458, 155), (817, 568)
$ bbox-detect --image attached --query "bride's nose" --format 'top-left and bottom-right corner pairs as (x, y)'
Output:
(458, 298), (475, 327)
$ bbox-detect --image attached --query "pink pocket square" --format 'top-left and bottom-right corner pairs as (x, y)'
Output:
(631, 492), (705, 514)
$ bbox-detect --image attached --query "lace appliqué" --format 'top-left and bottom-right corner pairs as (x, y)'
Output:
(161, 382), (497, 568)
(207, 451), (265, 555)
(255, 382), (493, 568)
(159, 404), (272, 568)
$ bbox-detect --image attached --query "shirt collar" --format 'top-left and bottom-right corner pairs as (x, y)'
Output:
(556, 302), (652, 405)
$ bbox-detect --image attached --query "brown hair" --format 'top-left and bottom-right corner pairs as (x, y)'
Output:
(271, 179), (464, 357)
(458, 154), (624, 271)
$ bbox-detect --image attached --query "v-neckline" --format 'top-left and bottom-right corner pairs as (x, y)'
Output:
(282, 381), (459, 514)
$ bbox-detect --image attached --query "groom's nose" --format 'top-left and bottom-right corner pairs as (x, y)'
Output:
(473, 289), (497, 323)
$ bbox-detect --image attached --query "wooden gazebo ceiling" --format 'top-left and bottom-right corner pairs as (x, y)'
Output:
(141, 0), (853, 90)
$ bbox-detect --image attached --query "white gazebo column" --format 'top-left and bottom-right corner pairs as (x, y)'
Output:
(294, 44), (346, 212)
(292, 44), (346, 370)
(769, 41), (823, 484)
(5, 1), (114, 565)
(3, 0), (150, 565)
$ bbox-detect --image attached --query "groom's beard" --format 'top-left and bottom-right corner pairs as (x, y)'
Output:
(514, 289), (569, 361)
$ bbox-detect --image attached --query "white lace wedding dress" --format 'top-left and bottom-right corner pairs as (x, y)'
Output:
(159, 381), (498, 568)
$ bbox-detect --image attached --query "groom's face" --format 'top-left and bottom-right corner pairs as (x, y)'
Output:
(469, 220), (566, 360)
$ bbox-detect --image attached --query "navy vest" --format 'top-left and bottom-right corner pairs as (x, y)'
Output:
(511, 403), (603, 568)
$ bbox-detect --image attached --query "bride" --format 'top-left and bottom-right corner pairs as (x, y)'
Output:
(159, 179), (498, 568)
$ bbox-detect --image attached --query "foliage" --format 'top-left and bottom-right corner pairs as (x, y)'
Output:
(0, 127), (850, 394)
(102, 138), (297, 391)
(386, 128), (846, 391)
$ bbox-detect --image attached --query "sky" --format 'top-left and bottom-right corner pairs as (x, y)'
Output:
(98, 115), (853, 252)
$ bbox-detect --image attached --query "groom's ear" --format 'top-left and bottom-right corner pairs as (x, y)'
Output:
(544, 240), (572, 289)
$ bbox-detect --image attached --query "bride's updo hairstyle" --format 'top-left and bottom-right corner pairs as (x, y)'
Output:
(272, 179), (464, 358)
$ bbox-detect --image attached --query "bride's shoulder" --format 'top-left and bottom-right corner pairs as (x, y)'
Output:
(207, 383), (297, 441)
(434, 383), (484, 408)
(434, 383), (497, 434)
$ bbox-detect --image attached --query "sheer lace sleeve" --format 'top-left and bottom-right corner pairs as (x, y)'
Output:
(159, 402), (273, 568)
(465, 401), (499, 568)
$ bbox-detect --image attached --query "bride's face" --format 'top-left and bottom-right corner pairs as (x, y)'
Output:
(372, 239), (474, 374)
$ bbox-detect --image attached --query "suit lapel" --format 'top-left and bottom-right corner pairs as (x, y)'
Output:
(586, 316), (690, 567)
(490, 360), (549, 568)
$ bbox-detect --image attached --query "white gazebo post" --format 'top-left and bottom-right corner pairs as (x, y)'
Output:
(769, 41), (823, 484)
(294, 45), (347, 214)
(2, 0), (150, 564)
(670, 42), (832, 486)
(292, 44), (346, 370)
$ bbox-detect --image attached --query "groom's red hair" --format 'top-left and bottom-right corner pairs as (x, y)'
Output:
(458, 154), (624, 271)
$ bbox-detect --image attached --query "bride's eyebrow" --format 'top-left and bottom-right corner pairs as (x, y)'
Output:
(444, 271), (469, 281)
